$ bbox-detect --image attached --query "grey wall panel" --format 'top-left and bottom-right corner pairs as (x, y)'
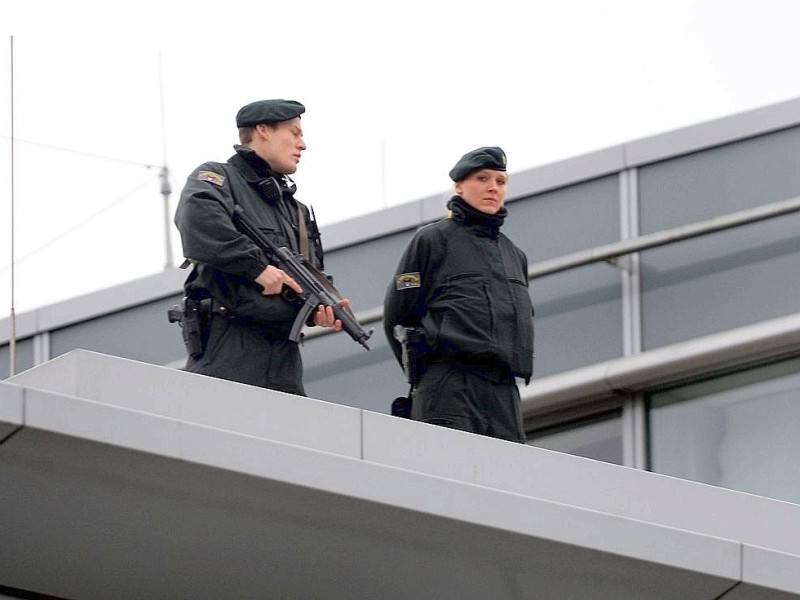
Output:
(507, 145), (626, 199)
(639, 126), (800, 232)
(626, 96), (800, 168)
(324, 230), (417, 311)
(321, 200), (425, 250)
(50, 296), (186, 366)
(37, 267), (186, 334)
(639, 128), (800, 349)
(0, 338), (35, 380)
(0, 310), (37, 345)
(505, 175), (621, 261)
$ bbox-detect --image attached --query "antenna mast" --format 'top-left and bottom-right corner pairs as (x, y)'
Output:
(158, 49), (173, 269)
(8, 36), (17, 377)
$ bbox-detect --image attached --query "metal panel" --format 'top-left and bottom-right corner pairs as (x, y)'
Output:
(362, 409), (800, 558)
(2, 359), (761, 600)
(9, 349), (363, 458)
(739, 546), (800, 596)
(0, 426), (740, 600)
(507, 145), (625, 198)
(626, 96), (800, 168)
(0, 382), (24, 427)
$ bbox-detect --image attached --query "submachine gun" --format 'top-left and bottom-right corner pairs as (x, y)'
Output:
(232, 205), (373, 351)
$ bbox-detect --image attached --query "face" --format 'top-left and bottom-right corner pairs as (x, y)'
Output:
(454, 169), (508, 214)
(255, 118), (306, 174)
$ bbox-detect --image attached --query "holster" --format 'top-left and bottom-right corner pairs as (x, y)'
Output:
(390, 326), (433, 418)
(167, 297), (207, 359)
(393, 325), (427, 386)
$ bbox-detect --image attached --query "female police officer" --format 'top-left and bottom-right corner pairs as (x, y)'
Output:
(383, 147), (534, 442)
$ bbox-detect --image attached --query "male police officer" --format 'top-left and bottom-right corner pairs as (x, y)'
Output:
(174, 99), (344, 395)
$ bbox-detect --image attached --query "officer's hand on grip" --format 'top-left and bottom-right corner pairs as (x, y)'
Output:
(256, 265), (302, 296)
(314, 299), (350, 330)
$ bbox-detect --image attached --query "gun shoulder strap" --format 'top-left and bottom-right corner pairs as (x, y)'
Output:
(297, 205), (309, 260)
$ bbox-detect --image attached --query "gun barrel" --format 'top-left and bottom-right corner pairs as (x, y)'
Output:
(333, 302), (373, 349)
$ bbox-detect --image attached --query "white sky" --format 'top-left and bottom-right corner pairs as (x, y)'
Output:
(3, 0), (800, 314)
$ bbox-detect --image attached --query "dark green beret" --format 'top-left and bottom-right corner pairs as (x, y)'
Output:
(448, 146), (507, 181)
(236, 99), (305, 127)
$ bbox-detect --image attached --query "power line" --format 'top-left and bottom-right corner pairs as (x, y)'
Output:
(0, 173), (160, 273)
(0, 133), (159, 169)
(157, 48), (173, 269)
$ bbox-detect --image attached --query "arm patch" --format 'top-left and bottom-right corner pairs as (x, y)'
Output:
(395, 272), (421, 290)
(198, 170), (225, 186)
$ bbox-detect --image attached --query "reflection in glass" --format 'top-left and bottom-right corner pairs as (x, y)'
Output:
(648, 358), (800, 504)
(529, 410), (623, 465)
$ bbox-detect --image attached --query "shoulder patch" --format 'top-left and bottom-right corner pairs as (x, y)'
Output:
(198, 170), (225, 186)
(395, 272), (421, 290)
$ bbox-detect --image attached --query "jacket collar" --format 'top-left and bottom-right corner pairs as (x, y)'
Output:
(229, 145), (273, 182)
(229, 145), (297, 195)
(447, 195), (507, 238)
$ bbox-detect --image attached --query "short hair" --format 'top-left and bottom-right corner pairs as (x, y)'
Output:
(238, 126), (255, 145)
(238, 123), (278, 145)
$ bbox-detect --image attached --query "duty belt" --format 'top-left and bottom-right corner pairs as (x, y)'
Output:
(199, 298), (235, 320)
(424, 353), (514, 383)
(200, 298), (293, 341)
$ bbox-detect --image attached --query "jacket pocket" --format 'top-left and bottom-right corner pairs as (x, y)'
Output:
(428, 273), (494, 354)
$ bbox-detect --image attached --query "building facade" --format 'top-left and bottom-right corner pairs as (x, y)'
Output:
(2, 96), (799, 508)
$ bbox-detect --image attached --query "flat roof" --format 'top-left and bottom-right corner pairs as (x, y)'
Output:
(2, 350), (800, 599)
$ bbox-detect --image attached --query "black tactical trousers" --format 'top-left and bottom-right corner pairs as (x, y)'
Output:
(186, 315), (305, 395)
(411, 361), (526, 443)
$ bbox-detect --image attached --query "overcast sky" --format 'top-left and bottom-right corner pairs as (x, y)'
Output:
(3, 0), (800, 315)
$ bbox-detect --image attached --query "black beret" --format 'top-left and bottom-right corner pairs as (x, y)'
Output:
(448, 146), (507, 181)
(236, 99), (305, 127)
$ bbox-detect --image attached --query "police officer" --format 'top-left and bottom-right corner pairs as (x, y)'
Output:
(383, 147), (534, 442)
(174, 99), (345, 395)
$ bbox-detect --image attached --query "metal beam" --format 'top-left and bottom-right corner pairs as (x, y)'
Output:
(527, 195), (800, 279)
(521, 311), (800, 421)
(306, 195), (800, 340)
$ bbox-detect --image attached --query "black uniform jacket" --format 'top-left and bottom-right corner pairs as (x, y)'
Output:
(384, 196), (534, 382)
(174, 145), (323, 331)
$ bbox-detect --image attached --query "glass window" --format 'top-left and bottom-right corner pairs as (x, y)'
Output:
(638, 130), (800, 349)
(648, 357), (800, 504)
(528, 410), (623, 465)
